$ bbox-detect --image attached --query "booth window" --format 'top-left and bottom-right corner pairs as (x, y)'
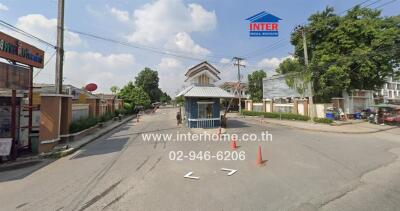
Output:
(198, 102), (213, 118)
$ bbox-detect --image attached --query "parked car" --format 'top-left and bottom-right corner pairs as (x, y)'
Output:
(384, 115), (400, 125)
(152, 102), (161, 108)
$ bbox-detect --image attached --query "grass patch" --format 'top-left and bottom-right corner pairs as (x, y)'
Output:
(313, 117), (334, 124)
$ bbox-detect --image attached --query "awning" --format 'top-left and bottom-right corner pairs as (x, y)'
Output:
(371, 104), (400, 109)
(176, 85), (234, 98)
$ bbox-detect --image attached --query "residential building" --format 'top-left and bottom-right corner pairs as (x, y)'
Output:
(380, 76), (400, 103)
(219, 82), (249, 110)
(176, 61), (233, 128)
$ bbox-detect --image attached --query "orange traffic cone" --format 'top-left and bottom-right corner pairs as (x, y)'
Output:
(230, 138), (237, 150)
(256, 145), (264, 165)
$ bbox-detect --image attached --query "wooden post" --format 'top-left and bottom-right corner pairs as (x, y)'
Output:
(10, 90), (17, 160)
(28, 66), (33, 151)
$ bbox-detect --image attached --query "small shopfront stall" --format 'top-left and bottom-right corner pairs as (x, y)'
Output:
(0, 31), (44, 160)
(176, 61), (234, 128)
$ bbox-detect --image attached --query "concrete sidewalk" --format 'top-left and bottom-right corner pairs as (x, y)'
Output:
(41, 114), (136, 158)
(0, 114), (136, 171)
(235, 115), (399, 134)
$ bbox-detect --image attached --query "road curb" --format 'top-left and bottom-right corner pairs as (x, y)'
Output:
(0, 156), (45, 172)
(40, 115), (136, 159)
(241, 116), (398, 134)
(265, 120), (397, 134)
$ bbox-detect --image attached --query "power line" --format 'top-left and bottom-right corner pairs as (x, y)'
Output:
(34, 50), (57, 79)
(245, 42), (290, 61)
(363, 0), (384, 7)
(0, 18), (230, 65)
(239, 0), (381, 64)
(337, 0), (373, 15)
(242, 39), (288, 59)
(0, 20), (56, 48)
(374, 0), (398, 9)
(66, 28), (225, 64)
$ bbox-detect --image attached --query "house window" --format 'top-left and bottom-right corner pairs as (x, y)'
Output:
(198, 102), (213, 118)
(198, 74), (209, 85)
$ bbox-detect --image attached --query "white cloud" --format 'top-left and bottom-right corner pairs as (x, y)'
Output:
(108, 6), (130, 22)
(165, 32), (210, 57)
(15, 14), (82, 48)
(33, 51), (137, 94)
(2, 13), (136, 93)
(157, 57), (186, 96)
(219, 58), (231, 64)
(62, 51), (136, 93)
(158, 57), (182, 69)
(187, 4), (217, 32)
(0, 3), (9, 11)
(127, 0), (216, 44)
(257, 56), (292, 71)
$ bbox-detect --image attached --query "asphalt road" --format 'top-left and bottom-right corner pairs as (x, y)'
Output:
(0, 107), (400, 211)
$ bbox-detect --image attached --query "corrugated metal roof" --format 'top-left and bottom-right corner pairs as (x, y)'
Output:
(176, 85), (234, 98)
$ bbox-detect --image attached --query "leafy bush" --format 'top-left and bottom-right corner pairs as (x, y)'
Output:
(115, 108), (128, 116)
(69, 116), (99, 133)
(99, 112), (115, 122)
(242, 110), (310, 121)
(123, 103), (134, 114)
(313, 117), (333, 124)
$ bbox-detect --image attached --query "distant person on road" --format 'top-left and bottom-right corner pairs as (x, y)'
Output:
(176, 111), (182, 125)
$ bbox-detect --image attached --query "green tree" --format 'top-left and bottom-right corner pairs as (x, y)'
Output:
(118, 81), (151, 107)
(289, 6), (400, 102)
(160, 92), (171, 103)
(175, 95), (184, 106)
(135, 67), (162, 103)
(110, 85), (119, 94)
(248, 70), (266, 102)
(130, 87), (151, 107)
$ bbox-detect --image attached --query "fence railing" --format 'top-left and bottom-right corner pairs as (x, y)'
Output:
(253, 103), (264, 112)
(273, 103), (294, 113)
(72, 104), (89, 121)
(188, 118), (220, 128)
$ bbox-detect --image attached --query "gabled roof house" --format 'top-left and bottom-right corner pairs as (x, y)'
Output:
(177, 61), (234, 128)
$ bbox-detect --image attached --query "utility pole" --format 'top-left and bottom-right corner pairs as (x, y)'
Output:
(233, 57), (245, 114)
(298, 26), (315, 120)
(55, 0), (65, 94)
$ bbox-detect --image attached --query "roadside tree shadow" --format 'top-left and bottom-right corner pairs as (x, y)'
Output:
(70, 137), (129, 159)
(227, 119), (251, 128)
(110, 127), (180, 139)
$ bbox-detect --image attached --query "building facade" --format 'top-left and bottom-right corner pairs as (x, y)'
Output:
(220, 82), (249, 111)
(380, 77), (400, 103)
(177, 61), (233, 128)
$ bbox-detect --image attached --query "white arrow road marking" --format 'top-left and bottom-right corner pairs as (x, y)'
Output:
(221, 168), (237, 176)
(184, 172), (200, 180)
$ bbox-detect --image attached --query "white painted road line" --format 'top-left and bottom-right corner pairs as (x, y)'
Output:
(221, 168), (237, 176)
(184, 172), (200, 180)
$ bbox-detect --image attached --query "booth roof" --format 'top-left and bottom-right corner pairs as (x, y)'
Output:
(176, 85), (234, 98)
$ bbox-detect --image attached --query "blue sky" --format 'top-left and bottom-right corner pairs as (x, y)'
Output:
(0, 0), (399, 95)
